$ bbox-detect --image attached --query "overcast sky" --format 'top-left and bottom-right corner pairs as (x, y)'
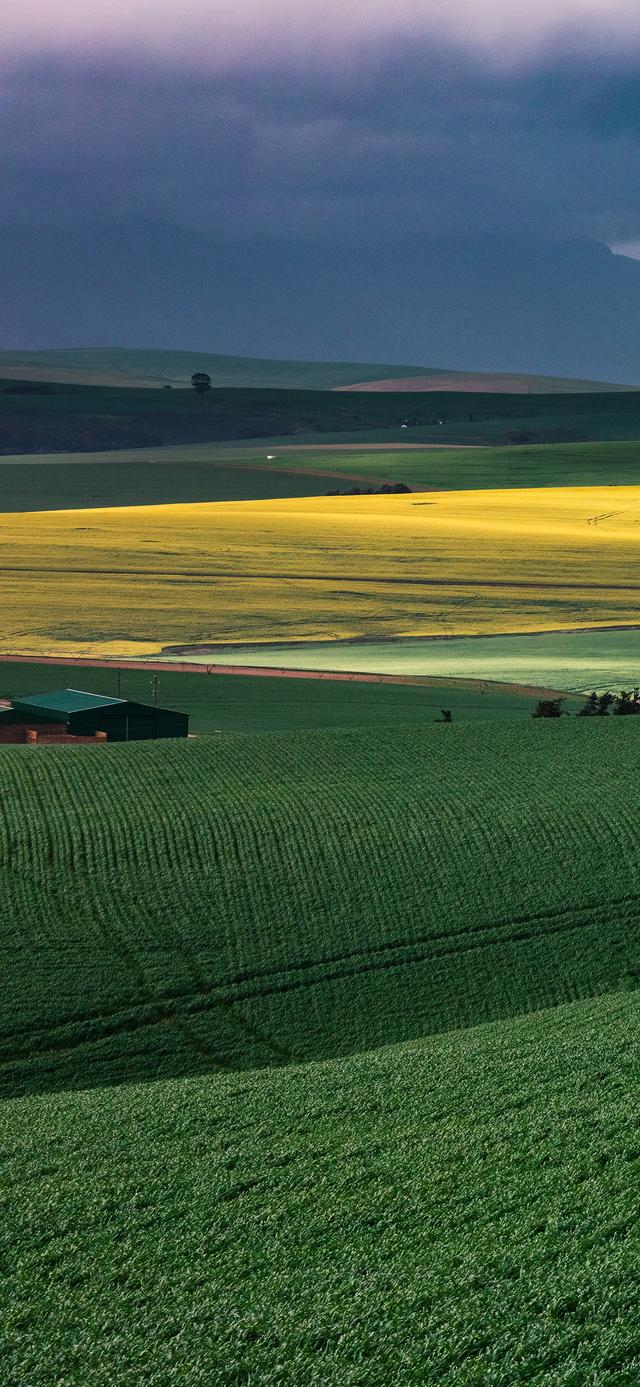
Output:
(2, 0), (640, 251)
(4, 3), (640, 365)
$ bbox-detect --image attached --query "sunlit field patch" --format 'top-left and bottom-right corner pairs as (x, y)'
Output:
(0, 485), (639, 656)
(181, 628), (640, 692)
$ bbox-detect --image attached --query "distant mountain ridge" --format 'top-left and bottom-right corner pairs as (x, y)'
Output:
(3, 223), (640, 383)
(0, 347), (629, 394)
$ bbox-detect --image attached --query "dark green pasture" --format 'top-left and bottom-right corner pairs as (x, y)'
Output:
(2, 438), (640, 511)
(5, 375), (640, 453)
(0, 659), (556, 734)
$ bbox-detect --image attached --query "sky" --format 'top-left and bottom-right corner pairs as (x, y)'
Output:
(4, 2), (640, 362)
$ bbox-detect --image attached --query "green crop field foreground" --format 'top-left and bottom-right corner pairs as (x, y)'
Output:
(5, 991), (639, 1387)
(2, 719), (640, 1383)
(3, 719), (639, 1096)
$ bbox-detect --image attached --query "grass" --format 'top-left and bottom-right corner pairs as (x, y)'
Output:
(0, 660), (560, 734)
(1, 439), (639, 513)
(3, 719), (640, 1383)
(0, 459), (332, 511)
(0, 485), (638, 657)
(196, 628), (640, 692)
(5, 378), (640, 454)
(1, 718), (639, 1096)
(236, 438), (640, 486)
(2, 406), (639, 1387)
(4, 988), (639, 1386)
(0, 348), (434, 390)
(0, 345), (628, 391)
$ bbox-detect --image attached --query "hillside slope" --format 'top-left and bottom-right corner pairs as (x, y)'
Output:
(0, 485), (638, 658)
(5, 987), (639, 1387)
(2, 720), (639, 1100)
(4, 377), (640, 454)
(2, 439), (640, 514)
(0, 349), (432, 391)
(336, 370), (630, 393)
(0, 347), (627, 392)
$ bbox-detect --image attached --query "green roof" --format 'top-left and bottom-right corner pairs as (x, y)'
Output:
(13, 688), (125, 715)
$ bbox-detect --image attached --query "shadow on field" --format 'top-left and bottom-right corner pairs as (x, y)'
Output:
(4, 954), (638, 1103)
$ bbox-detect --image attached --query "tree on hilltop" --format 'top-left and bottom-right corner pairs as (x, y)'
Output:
(191, 372), (212, 394)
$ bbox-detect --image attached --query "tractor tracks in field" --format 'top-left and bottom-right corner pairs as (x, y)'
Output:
(0, 563), (639, 593)
(2, 886), (638, 1076)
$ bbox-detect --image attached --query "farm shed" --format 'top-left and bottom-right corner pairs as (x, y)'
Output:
(0, 689), (188, 742)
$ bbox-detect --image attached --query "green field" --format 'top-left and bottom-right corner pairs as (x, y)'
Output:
(0, 345), (628, 391)
(4, 350), (640, 1386)
(3, 719), (639, 1097)
(5, 989), (639, 1387)
(230, 437), (640, 488)
(0, 660), (562, 733)
(189, 629), (640, 693)
(5, 377), (640, 454)
(3, 438), (640, 511)
(0, 348), (433, 391)
(0, 458), (330, 511)
(3, 720), (640, 1383)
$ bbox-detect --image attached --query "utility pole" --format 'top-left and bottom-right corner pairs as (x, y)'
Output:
(152, 673), (158, 707)
(116, 668), (121, 699)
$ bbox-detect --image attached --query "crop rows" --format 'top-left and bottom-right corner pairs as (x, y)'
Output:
(0, 484), (639, 656)
(4, 988), (640, 1385)
(1, 717), (639, 1096)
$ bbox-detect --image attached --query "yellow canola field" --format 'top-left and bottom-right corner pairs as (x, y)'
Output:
(0, 485), (638, 657)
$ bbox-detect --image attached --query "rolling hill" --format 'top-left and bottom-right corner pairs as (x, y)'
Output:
(5, 375), (640, 455)
(6, 988), (640, 1387)
(4, 711), (640, 1386)
(0, 348), (431, 392)
(0, 485), (637, 659)
(336, 369), (632, 393)
(2, 719), (639, 1096)
(2, 439), (640, 515)
(3, 317), (640, 1385)
(0, 347), (628, 392)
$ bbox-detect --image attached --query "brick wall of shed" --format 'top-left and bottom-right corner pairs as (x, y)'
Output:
(0, 723), (62, 743)
(0, 724), (107, 745)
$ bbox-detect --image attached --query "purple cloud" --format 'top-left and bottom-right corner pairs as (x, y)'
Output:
(4, 1), (640, 70)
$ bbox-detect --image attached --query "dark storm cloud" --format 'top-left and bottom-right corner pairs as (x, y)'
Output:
(3, 43), (640, 248)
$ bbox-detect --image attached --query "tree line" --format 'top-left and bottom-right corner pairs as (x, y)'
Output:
(533, 690), (640, 718)
(326, 483), (411, 496)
